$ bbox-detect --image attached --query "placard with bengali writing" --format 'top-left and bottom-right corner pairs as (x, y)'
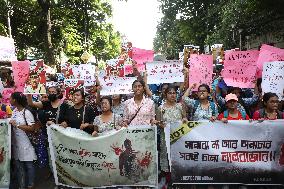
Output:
(99, 76), (136, 96)
(256, 44), (284, 78)
(188, 54), (213, 90)
(223, 50), (259, 88)
(262, 61), (284, 100)
(146, 60), (183, 84)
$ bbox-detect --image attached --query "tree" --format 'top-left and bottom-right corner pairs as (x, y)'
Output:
(154, 0), (284, 58)
(0, 0), (122, 65)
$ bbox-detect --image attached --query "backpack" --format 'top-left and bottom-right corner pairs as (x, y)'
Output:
(258, 109), (283, 119)
(193, 100), (217, 117)
(223, 110), (247, 120)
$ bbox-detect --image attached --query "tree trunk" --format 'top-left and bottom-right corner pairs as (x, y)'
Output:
(37, 0), (55, 65)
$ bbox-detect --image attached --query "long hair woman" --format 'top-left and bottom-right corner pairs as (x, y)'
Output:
(182, 83), (218, 121)
(92, 96), (123, 136)
(123, 80), (155, 126)
(60, 89), (97, 134)
(9, 92), (37, 189)
(253, 92), (283, 120)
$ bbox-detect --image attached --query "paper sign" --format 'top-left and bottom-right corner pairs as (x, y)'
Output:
(12, 61), (30, 92)
(24, 60), (46, 94)
(61, 63), (74, 79)
(223, 50), (259, 88)
(146, 60), (184, 84)
(188, 54), (213, 90)
(132, 47), (154, 66)
(0, 36), (17, 61)
(64, 79), (84, 100)
(46, 81), (59, 88)
(105, 59), (125, 77)
(100, 76), (136, 96)
(71, 64), (96, 86)
(262, 61), (284, 100)
(256, 44), (284, 78)
(2, 88), (14, 105)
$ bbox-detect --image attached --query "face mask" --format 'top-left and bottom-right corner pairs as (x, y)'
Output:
(48, 94), (58, 102)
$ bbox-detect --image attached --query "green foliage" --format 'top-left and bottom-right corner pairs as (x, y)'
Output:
(0, 0), (121, 64)
(154, 0), (284, 58)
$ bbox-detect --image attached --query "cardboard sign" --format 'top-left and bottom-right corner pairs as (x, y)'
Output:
(64, 79), (84, 100)
(11, 61), (30, 92)
(256, 44), (284, 78)
(100, 76), (136, 96)
(24, 60), (46, 94)
(105, 59), (125, 77)
(146, 60), (184, 84)
(223, 50), (259, 88)
(262, 61), (284, 100)
(188, 54), (213, 90)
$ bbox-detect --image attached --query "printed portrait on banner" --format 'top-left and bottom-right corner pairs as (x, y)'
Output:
(24, 60), (47, 94)
(64, 79), (85, 101)
(105, 59), (125, 77)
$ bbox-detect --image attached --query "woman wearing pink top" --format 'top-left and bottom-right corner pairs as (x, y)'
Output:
(123, 80), (155, 126)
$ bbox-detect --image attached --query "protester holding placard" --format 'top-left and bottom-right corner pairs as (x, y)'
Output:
(182, 83), (218, 121)
(9, 92), (37, 189)
(215, 83), (260, 118)
(92, 96), (123, 136)
(218, 93), (250, 122)
(123, 80), (155, 126)
(60, 89), (97, 134)
(253, 92), (283, 120)
(156, 85), (187, 174)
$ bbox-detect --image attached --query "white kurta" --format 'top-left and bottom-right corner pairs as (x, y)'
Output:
(11, 108), (37, 161)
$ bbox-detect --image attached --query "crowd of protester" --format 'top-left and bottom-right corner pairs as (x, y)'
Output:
(0, 61), (283, 189)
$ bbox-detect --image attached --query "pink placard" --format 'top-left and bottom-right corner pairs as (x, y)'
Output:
(2, 88), (14, 105)
(132, 47), (154, 65)
(12, 61), (30, 92)
(189, 54), (213, 90)
(256, 44), (284, 78)
(223, 50), (259, 88)
(124, 64), (145, 75)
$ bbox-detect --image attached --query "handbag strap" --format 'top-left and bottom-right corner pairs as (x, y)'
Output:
(82, 105), (86, 124)
(55, 104), (61, 124)
(128, 104), (143, 125)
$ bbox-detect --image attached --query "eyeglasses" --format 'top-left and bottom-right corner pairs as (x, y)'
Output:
(167, 92), (176, 95)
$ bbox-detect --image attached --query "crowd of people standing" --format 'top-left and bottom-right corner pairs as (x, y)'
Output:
(0, 62), (283, 189)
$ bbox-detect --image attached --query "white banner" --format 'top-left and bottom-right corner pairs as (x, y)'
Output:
(0, 119), (11, 188)
(146, 60), (184, 84)
(170, 120), (284, 184)
(48, 125), (158, 188)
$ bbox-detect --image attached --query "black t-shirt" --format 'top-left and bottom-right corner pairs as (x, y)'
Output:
(61, 105), (97, 134)
(41, 101), (69, 126)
